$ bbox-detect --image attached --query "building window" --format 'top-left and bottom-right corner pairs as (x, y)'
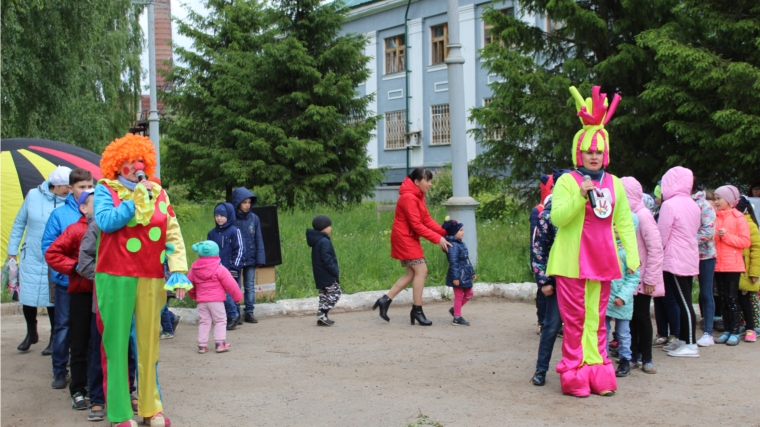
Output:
(482, 98), (504, 140)
(545, 17), (562, 34)
(431, 24), (448, 65)
(385, 110), (407, 149)
(431, 104), (450, 145)
(384, 35), (405, 75)
(484, 8), (514, 46)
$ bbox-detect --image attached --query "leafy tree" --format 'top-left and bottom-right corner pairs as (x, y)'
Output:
(163, 0), (382, 209)
(637, 0), (760, 188)
(1, 0), (143, 153)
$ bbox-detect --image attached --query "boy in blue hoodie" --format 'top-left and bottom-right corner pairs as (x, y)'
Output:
(231, 187), (266, 324)
(207, 202), (244, 330)
(41, 167), (94, 389)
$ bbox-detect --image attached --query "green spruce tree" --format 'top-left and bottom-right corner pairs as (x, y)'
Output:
(163, 0), (382, 208)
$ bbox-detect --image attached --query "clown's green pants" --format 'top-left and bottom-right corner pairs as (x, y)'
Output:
(95, 273), (165, 422)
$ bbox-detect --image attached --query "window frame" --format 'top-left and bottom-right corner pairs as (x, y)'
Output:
(430, 104), (451, 146)
(483, 7), (514, 47)
(384, 110), (407, 150)
(431, 23), (449, 65)
(384, 34), (406, 75)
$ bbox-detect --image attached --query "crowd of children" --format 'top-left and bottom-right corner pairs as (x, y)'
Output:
(531, 170), (760, 389)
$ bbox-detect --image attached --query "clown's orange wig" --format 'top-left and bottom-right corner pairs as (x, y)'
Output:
(100, 133), (157, 180)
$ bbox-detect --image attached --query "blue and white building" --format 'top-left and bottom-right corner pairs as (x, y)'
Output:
(341, 0), (553, 198)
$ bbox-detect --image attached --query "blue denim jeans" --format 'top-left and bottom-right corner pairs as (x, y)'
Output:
(536, 289), (547, 325)
(654, 275), (681, 338)
(225, 266), (256, 317)
(52, 284), (71, 376)
(698, 258), (717, 334)
(161, 300), (176, 333)
(535, 290), (561, 372)
(88, 314), (137, 403)
(606, 317), (632, 361)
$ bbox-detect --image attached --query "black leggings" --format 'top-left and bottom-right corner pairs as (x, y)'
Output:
(22, 304), (54, 336)
(738, 291), (756, 331)
(715, 272), (741, 334)
(665, 272), (696, 345)
(630, 293), (653, 362)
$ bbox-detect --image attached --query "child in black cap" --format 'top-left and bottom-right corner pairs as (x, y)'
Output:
(442, 217), (476, 326)
(306, 215), (342, 326)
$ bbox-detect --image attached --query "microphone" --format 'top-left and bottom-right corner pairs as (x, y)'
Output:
(134, 162), (152, 200)
(583, 175), (596, 208)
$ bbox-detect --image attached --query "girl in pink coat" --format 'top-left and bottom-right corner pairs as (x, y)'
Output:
(620, 177), (664, 373)
(657, 167), (702, 358)
(712, 186), (752, 346)
(188, 241), (243, 353)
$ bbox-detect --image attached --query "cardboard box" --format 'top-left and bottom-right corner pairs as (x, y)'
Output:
(254, 266), (276, 301)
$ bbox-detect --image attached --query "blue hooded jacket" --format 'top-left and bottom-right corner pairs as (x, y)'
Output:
(41, 192), (83, 287)
(207, 202), (244, 274)
(445, 235), (476, 288)
(231, 187), (266, 266)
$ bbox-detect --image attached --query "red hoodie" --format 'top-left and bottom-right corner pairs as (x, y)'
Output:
(45, 215), (94, 293)
(390, 177), (446, 260)
(188, 257), (243, 303)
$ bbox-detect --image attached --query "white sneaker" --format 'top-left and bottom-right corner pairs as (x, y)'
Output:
(668, 343), (699, 358)
(662, 339), (685, 352)
(697, 333), (714, 347)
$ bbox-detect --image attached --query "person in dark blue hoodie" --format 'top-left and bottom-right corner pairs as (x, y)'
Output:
(231, 187), (266, 324)
(442, 218), (476, 326)
(207, 202), (244, 330)
(306, 215), (341, 326)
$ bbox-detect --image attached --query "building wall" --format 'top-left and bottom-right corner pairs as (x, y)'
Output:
(343, 0), (543, 186)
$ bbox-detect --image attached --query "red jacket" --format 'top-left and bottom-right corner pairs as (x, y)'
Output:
(45, 215), (94, 293)
(715, 208), (751, 273)
(188, 257), (243, 303)
(390, 178), (446, 260)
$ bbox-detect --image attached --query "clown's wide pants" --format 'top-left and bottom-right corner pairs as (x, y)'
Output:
(96, 273), (165, 422)
(555, 276), (616, 396)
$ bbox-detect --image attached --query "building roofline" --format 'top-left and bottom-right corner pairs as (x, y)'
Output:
(346, 0), (419, 21)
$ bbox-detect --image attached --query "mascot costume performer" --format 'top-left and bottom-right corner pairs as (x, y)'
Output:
(94, 134), (191, 427)
(546, 86), (640, 397)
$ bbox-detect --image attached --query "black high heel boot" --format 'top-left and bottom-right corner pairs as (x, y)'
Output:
(17, 318), (39, 352)
(410, 305), (432, 326)
(372, 295), (392, 322)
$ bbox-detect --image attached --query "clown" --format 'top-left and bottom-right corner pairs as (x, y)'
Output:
(94, 134), (191, 426)
(546, 86), (639, 397)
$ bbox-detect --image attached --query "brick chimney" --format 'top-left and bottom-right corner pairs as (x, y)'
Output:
(153, 0), (173, 91)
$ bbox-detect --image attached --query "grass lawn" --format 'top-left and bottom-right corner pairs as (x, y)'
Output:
(172, 200), (533, 306)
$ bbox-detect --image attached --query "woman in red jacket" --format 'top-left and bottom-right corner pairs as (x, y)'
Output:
(373, 168), (451, 326)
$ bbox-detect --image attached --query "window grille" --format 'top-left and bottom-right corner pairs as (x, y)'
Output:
(385, 35), (405, 75)
(385, 110), (407, 149)
(483, 98), (504, 140)
(430, 104), (450, 145)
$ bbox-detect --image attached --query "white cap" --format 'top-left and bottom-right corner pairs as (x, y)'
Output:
(48, 166), (72, 186)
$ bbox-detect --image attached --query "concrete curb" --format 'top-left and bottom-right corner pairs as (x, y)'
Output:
(2, 282), (701, 325)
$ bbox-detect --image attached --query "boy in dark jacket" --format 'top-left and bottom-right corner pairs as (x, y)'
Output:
(530, 173), (553, 335)
(530, 169), (568, 387)
(442, 218), (477, 326)
(231, 187), (266, 324)
(208, 202), (245, 330)
(45, 190), (95, 411)
(306, 215), (341, 326)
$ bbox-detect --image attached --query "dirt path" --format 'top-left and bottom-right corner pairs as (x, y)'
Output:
(2, 299), (758, 427)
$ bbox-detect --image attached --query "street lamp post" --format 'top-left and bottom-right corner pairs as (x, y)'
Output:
(443, 0), (479, 265)
(146, 0), (161, 177)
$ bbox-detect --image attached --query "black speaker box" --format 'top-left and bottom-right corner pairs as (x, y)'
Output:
(250, 205), (282, 266)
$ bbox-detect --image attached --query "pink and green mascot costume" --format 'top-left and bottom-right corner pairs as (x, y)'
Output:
(546, 86), (640, 397)
(94, 134), (191, 427)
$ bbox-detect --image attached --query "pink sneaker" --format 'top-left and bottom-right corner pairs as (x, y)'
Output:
(142, 412), (171, 427)
(745, 330), (756, 342)
(197, 345), (208, 354)
(215, 342), (231, 353)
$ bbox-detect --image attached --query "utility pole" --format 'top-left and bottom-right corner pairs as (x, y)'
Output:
(443, 0), (479, 265)
(147, 1), (161, 177)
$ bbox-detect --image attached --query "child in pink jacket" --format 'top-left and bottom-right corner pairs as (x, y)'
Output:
(621, 177), (664, 373)
(712, 186), (752, 346)
(188, 241), (243, 353)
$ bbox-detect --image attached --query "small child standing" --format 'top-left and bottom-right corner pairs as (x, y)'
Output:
(187, 241), (243, 353)
(306, 215), (342, 326)
(442, 218), (476, 326)
(606, 214), (641, 377)
(231, 187), (266, 324)
(207, 202), (244, 331)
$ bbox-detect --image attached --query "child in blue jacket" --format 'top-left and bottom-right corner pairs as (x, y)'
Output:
(606, 213), (641, 378)
(208, 202), (244, 330)
(231, 187), (266, 324)
(442, 218), (476, 326)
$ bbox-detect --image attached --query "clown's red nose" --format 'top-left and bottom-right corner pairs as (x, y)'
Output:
(134, 161), (145, 171)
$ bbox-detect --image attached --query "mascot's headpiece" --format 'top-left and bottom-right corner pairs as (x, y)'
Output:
(569, 85), (621, 168)
(100, 133), (157, 180)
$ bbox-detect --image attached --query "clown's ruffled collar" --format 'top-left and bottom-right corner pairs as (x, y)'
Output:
(99, 178), (162, 226)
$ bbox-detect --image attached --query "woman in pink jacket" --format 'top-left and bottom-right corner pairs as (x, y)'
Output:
(188, 241), (243, 353)
(621, 177), (664, 373)
(657, 167), (702, 358)
(712, 186), (752, 346)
